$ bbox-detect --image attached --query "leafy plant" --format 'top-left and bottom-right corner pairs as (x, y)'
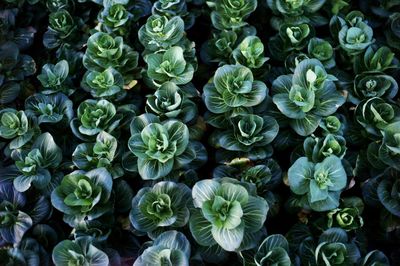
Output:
(350, 73), (398, 104)
(312, 228), (361, 265)
(190, 178), (268, 251)
(145, 81), (197, 123)
(145, 46), (194, 87)
(333, 11), (375, 56)
(72, 131), (122, 178)
(379, 122), (400, 170)
(288, 156), (347, 211)
(0, 0), (399, 265)
(209, 0), (257, 30)
(272, 59), (345, 136)
(70, 99), (121, 140)
(326, 198), (364, 231)
(210, 114), (278, 158)
(304, 133), (347, 162)
(355, 97), (400, 136)
(0, 181), (32, 244)
(83, 32), (139, 76)
(14, 133), (62, 192)
(203, 64), (267, 114)
(82, 67), (125, 98)
(254, 234), (291, 265)
(232, 36), (269, 70)
(37, 60), (72, 95)
(52, 237), (109, 266)
(134, 230), (191, 266)
(129, 181), (191, 237)
(51, 168), (113, 226)
(138, 15), (185, 52)
(127, 114), (204, 180)
(25, 93), (74, 124)
(0, 108), (35, 149)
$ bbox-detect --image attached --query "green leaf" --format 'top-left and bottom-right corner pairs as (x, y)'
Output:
(290, 113), (321, 136)
(192, 179), (220, 208)
(219, 183), (249, 205)
(255, 234), (291, 266)
(315, 156), (347, 191)
(189, 209), (216, 246)
(0, 211), (32, 244)
(52, 237), (109, 266)
(378, 179), (400, 217)
(288, 157), (314, 195)
(153, 230), (191, 257)
(242, 196), (268, 232)
(309, 191), (341, 212)
(314, 83), (345, 116)
(273, 94), (305, 119)
(32, 133), (62, 168)
(164, 120), (189, 155)
(309, 180), (329, 203)
(137, 157), (174, 180)
(211, 222), (245, 251)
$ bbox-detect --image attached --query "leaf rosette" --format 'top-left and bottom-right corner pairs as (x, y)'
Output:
(203, 64), (267, 114)
(138, 15), (185, 52)
(52, 237), (109, 266)
(254, 234), (291, 266)
(145, 81), (197, 123)
(25, 93), (74, 124)
(211, 114), (279, 153)
(145, 46), (194, 87)
(130, 181), (191, 236)
(190, 179), (269, 252)
(272, 59), (345, 136)
(70, 99), (121, 140)
(210, 0), (257, 30)
(134, 230), (190, 266)
(288, 156), (347, 211)
(51, 168), (113, 226)
(128, 114), (203, 180)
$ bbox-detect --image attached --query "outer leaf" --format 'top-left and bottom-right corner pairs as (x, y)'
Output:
(242, 196), (268, 232)
(137, 157), (174, 180)
(31, 133), (62, 168)
(189, 209), (216, 246)
(211, 222), (245, 251)
(192, 179), (220, 208)
(288, 157), (314, 195)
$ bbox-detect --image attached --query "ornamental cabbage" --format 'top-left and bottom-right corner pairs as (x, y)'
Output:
(254, 234), (291, 266)
(139, 15), (185, 51)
